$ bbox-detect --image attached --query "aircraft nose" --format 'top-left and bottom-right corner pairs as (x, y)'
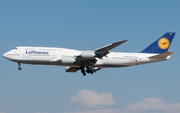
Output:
(3, 52), (8, 59)
(3, 51), (12, 60)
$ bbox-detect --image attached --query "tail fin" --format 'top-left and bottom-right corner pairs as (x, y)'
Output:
(141, 32), (175, 53)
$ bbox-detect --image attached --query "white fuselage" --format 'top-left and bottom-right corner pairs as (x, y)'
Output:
(3, 46), (170, 68)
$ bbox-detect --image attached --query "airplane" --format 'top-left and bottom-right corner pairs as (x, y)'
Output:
(3, 32), (175, 76)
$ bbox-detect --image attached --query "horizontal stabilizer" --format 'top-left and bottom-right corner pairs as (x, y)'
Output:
(149, 51), (174, 58)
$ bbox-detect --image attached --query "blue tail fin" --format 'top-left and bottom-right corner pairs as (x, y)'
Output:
(141, 32), (175, 53)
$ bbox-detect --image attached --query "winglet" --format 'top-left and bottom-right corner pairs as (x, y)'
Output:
(149, 51), (174, 58)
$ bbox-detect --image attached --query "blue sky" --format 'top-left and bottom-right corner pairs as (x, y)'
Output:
(0, 0), (180, 113)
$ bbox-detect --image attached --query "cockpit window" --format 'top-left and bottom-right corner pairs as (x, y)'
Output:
(14, 48), (17, 49)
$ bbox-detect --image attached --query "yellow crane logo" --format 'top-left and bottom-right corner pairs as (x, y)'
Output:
(158, 38), (170, 49)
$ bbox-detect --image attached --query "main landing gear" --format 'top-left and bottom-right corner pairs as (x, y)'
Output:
(18, 63), (21, 70)
(80, 66), (94, 76)
(86, 67), (94, 74)
(80, 66), (86, 76)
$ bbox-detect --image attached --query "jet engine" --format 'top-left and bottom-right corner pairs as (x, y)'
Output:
(61, 57), (76, 64)
(81, 51), (95, 59)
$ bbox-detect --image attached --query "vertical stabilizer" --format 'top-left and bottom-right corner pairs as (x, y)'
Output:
(141, 32), (175, 53)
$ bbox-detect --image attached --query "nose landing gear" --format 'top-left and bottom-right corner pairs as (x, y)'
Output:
(18, 67), (21, 70)
(18, 63), (21, 70)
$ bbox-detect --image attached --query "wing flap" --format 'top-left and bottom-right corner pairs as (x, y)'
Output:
(149, 51), (174, 58)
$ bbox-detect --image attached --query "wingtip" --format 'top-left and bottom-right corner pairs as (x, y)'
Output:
(115, 39), (128, 44)
(122, 39), (128, 42)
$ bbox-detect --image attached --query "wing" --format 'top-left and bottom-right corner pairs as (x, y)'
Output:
(76, 40), (128, 75)
(95, 39), (128, 57)
(78, 39), (128, 66)
(95, 39), (128, 52)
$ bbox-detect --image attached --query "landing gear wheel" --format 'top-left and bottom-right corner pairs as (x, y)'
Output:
(18, 67), (21, 70)
(86, 67), (93, 74)
(83, 73), (86, 76)
(86, 69), (90, 74)
(17, 63), (21, 70)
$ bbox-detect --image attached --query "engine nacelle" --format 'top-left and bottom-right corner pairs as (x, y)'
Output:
(81, 51), (95, 59)
(61, 57), (76, 65)
(66, 67), (79, 72)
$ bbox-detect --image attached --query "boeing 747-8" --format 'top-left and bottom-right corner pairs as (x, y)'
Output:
(3, 32), (175, 76)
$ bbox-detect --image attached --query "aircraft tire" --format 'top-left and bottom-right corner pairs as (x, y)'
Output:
(18, 67), (21, 70)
